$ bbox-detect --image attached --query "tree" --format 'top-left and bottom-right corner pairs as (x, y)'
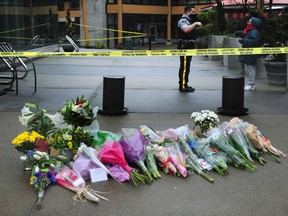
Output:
(215, 0), (226, 34)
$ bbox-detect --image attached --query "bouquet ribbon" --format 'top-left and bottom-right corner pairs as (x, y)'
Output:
(72, 185), (109, 203)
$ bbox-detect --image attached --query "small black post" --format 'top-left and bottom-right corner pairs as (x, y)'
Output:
(217, 76), (248, 115)
(98, 75), (128, 115)
(149, 36), (151, 50)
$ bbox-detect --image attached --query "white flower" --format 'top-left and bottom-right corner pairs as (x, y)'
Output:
(21, 106), (33, 116)
(67, 125), (73, 130)
(18, 115), (33, 126)
(20, 155), (28, 161)
(195, 116), (201, 123)
(146, 145), (152, 151)
(35, 151), (44, 156)
(33, 154), (41, 160)
(45, 112), (64, 126)
(62, 133), (72, 141)
(35, 166), (40, 173)
(72, 105), (81, 113)
(50, 164), (56, 169)
(152, 144), (159, 149)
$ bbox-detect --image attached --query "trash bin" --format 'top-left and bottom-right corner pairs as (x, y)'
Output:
(98, 75), (128, 115)
(125, 38), (133, 50)
(217, 76), (248, 115)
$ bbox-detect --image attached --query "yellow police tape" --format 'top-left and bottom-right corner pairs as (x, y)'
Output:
(1, 47), (288, 57)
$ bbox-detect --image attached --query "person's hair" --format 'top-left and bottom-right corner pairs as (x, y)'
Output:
(184, 5), (195, 13)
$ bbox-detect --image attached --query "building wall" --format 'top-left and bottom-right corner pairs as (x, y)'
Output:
(0, 0), (58, 50)
(80, 0), (107, 47)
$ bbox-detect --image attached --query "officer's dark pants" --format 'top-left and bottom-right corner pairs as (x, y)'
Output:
(178, 41), (195, 90)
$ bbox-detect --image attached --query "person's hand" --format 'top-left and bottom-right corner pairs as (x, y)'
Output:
(238, 39), (244, 44)
(195, 22), (202, 27)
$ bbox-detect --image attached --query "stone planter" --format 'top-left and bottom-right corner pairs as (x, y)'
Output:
(196, 36), (209, 49)
(207, 35), (225, 61)
(223, 37), (241, 69)
(263, 61), (287, 86)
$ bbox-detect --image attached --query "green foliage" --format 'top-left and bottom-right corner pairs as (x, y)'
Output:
(261, 9), (288, 62)
(215, 0), (226, 34)
(224, 20), (239, 37)
(60, 95), (96, 128)
(23, 104), (56, 138)
(195, 24), (214, 37)
(197, 10), (216, 25)
(197, 3), (226, 36)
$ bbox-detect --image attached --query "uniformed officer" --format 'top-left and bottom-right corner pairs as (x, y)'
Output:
(177, 5), (202, 92)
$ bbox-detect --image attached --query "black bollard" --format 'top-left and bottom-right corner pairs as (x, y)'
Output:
(217, 76), (248, 115)
(98, 75), (128, 115)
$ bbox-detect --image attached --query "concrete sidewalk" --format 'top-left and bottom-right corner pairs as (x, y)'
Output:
(0, 48), (288, 216)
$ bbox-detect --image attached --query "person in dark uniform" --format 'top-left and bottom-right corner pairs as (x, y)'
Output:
(177, 5), (202, 92)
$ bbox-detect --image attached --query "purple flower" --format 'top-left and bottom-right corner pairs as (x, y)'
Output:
(27, 150), (34, 158)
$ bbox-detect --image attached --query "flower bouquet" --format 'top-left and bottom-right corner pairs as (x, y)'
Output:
(75, 143), (121, 184)
(145, 146), (161, 179)
(12, 131), (45, 153)
(119, 128), (153, 182)
(159, 128), (179, 142)
(191, 138), (228, 175)
(19, 103), (62, 138)
(56, 166), (108, 204)
(152, 144), (178, 176)
(139, 125), (164, 145)
(49, 126), (95, 157)
(161, 125), (214, 182)
(190, 110), (219, 135)
(207, 127), (257, 171)
(98, 141), (151, 187)
(30, 166), (56, 209)
(60, 95), (96, 129)
(165, 143), (188, 177)
(244, 122), (287, 162)
(223, 118), (266, 165)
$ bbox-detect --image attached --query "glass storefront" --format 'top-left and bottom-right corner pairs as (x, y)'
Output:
(0, 0), (59, 50)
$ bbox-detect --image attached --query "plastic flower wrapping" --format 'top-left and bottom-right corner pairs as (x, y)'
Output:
(98, 140), (152, 186)
(119, 128), (153, 182)
(56, 166), (108, 203)
(11, 103), (288, 210)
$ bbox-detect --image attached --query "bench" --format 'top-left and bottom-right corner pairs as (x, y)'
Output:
(0, 42), (37, 95)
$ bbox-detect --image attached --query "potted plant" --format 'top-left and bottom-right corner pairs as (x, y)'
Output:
(261, 8), (288, 86)
(197, 3), (227, 61)
(222, 19), (243, 69)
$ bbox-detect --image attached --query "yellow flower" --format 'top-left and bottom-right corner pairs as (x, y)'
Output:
(67, 141), (73, 149)
(51, 148), (58, 155)
(12, 131), (44, 145)
(30, 176), (36, 185)
(12, 131), (29, 145)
